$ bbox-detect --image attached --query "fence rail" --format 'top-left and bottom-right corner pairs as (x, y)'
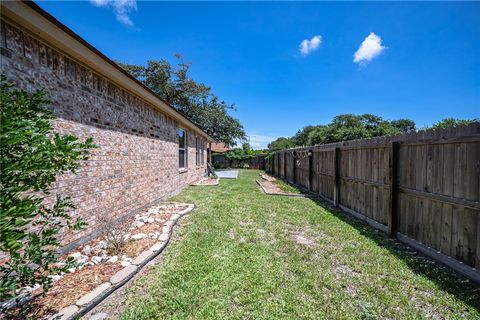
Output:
(267, 123), (480, 270)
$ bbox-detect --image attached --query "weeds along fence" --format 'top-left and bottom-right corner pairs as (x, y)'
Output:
(267, 123), (480, 272)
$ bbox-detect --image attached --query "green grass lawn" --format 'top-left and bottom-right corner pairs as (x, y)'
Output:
(120, 170), (479, 319)
(271, 178), (303, 194)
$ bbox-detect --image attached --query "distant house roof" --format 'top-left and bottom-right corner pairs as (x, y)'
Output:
(211, 143), (232, 153)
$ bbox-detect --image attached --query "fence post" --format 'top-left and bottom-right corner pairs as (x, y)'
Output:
(293, 151), (297, 185)
(276, 153), (279, 177)
(308, 150), (313, 191)
(284, 152), (287, 179)
(333, 147), (340, 207)
(388, 141), (400, 237)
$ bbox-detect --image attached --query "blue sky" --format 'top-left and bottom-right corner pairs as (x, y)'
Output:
(37, 1), (480, 149)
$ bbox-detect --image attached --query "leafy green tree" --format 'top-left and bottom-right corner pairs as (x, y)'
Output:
(292, 125), (317, 146)
(118, 55), (246, 147)
(0, 76), (95, 300)
(430, 117), (478, 129)
(242, 142), (252, 151)
(390, 119), (416, 133)
(268, 137), (295, 152)
(307, 114), (416, 146)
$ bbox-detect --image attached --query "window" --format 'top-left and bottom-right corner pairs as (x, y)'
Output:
(201, 140), (205, 165)
(178, 128), (187, 168)
(195, 136), (199, 166)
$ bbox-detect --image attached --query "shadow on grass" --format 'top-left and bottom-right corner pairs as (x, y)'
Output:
(309, 196), (480, 313)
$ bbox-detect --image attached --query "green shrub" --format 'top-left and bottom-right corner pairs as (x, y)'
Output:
(0, 76), (95, 300)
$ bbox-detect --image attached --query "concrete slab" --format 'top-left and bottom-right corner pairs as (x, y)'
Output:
(215, 170), (239, 179)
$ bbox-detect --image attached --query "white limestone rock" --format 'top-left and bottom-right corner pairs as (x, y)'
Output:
(70, 252), (82, 259)
(82, 245), (92, 255)
(91, 256), (103, 265)
(134, 221), (145, 228)
(107, 256), (118, 264)
(131, 233), (147, 240)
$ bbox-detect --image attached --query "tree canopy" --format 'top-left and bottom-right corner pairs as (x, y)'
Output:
(118, 55), (246, 147)
(267, 137), (296, 152)
(430, 117), (478, 129)
(268, 114), (478, 152)
(268, 114), (416, 151)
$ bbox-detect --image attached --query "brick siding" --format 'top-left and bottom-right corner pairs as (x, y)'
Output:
(1, 19), (208, 247)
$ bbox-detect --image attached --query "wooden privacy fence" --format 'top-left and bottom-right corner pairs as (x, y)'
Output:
(268, 123), (480, 271)
(213, 154), (267, 170)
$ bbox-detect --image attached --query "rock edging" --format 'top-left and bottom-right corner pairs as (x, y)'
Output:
(190, 177), (220, 186)
(256, 179), (311, 198)
(48, 203), (195, 320)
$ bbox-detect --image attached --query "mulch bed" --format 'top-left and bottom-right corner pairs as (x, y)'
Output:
(2, 203), (190, 320)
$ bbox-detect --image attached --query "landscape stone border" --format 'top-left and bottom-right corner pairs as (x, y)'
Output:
(259, 173), (276, 182)
(190, 177), (220, 186)
(48, 202), (195, 320)
(256, 179), (312, 198)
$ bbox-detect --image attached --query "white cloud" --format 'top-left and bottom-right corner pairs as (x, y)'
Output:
(353, 32), (386, 66)
(89, 0), (137, 28)
(299, 35), (322, 56)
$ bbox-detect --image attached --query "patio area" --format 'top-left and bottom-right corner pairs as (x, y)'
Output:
(89, 170), (480, 319)
(214, 169), (239, 179)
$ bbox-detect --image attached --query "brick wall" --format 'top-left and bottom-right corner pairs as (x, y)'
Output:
(1, 19), (208, 247)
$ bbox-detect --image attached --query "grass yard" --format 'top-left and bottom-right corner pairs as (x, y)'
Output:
(271, 178), (303, 194)
(119, 170), (479, 319)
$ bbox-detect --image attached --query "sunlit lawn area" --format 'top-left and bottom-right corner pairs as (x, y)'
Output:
(119, 170), (479, 319)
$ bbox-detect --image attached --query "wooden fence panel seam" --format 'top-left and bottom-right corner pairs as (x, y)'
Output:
(267, 123), (480, 270)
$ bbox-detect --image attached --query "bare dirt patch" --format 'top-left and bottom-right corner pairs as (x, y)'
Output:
(291, 232), (316, 247)
(333, 264), (360, 278)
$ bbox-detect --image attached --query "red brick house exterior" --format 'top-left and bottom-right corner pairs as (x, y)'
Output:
(1, 1), (214, 249)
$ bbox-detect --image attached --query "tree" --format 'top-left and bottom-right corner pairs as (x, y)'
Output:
(118, 55), (246, 147)
(268, 137), (295, 152)
(390, 119), (416, 133)
(0, 76), (95, 300)
(292, 125), (316, 146)
(242, 142), (252, 151)
(430, 117), (478, 129)
(304, 114), (417, 146)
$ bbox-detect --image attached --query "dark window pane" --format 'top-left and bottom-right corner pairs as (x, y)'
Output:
(195, 137), (199, 165)
(178, 129), (185, 148)
(179, 149), (185, 168)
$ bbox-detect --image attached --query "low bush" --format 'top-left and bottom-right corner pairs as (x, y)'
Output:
(0, 76), (95, 300)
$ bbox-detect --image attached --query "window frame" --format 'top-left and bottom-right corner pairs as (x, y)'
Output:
(201, 140), (205, 165)
(178, 128), (187, 169)
(195, 136), (199, 166)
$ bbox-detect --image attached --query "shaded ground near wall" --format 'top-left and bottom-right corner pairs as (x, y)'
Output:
(91, 170), (479, 320)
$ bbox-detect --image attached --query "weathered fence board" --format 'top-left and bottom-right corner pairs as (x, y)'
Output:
(268, 123), (480, 269)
